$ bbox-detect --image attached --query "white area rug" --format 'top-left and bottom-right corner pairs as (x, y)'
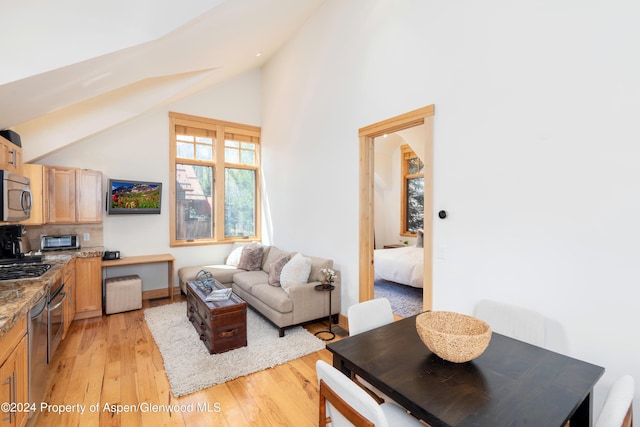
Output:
(144, 302), (326, 397)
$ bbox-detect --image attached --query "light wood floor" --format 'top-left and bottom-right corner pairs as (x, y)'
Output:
(29, 294), (348, 427)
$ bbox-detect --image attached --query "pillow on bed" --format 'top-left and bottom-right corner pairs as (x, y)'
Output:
(416, 229), (424, 248)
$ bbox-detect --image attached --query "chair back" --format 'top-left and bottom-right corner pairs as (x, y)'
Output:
(316, 360), (390, 427)
(348, 298), (394, 336)
(595, 375), (634, 427)
(474, 299), (545, 346)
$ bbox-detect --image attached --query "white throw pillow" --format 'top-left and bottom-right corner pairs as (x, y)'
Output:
(225, 243), (249, 267)
(279, 253), (312, 294)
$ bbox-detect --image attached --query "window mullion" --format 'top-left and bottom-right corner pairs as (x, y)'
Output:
(214, 124), (226, 241)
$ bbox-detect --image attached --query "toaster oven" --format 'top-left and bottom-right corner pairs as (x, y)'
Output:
(41, 235), (80, 251)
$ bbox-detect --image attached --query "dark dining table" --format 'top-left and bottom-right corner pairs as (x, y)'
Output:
(327, 314), (604, 427)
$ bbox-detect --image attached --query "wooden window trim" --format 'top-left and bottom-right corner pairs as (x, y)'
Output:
(400, 144), (423, 237)
(169, 112), (261, 247)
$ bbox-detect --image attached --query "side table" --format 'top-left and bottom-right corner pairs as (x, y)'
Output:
(314, 283), (335, 341)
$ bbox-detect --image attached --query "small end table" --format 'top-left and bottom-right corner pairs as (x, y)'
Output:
(314, 283), (335, 341)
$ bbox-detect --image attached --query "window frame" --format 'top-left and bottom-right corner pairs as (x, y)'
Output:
(400, 144), (424, 237)
(169, 112), (261, 247)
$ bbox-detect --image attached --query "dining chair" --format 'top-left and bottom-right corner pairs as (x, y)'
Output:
(474, 299), (545, 347)
(316, 360), (424, 427)
(348, 298), (395, 336)
(347, 298), (396, 404)
(595, 375), (634, 427)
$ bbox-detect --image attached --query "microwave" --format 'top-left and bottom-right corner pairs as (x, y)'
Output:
(0, 170), (31, 222)
(41, 235), (80, 251)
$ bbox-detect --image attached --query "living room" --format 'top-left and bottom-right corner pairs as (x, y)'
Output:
(2, 0), (639, 423)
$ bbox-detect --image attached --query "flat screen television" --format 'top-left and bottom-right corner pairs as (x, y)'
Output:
(107, 179), (162, 214)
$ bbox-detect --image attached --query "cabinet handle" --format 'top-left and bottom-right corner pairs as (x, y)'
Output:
(1, 373), (14, 423)
(8, 149), (16, 166)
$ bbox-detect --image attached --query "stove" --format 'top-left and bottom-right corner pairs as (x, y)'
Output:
(0, 262), (52, 281)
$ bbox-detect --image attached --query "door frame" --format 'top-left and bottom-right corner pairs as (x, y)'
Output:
(358, 105), (434, 309)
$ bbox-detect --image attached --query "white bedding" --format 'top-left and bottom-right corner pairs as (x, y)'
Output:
(374, 245), (424, 288)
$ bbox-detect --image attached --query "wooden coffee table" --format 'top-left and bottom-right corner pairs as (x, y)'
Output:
(186, 280), (247, 354)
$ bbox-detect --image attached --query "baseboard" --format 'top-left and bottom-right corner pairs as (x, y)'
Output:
(74, 309), (102, 320)
(142, 286), (180, 300)
(337, 313), (349, 333)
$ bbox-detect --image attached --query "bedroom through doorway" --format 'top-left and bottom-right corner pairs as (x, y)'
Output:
(358, 105), (434, 315)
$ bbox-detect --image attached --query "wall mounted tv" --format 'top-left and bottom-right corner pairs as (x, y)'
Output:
(107, 179), (162, 214)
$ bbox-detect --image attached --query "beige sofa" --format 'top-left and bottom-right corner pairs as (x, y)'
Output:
(178, 244), (340, 337)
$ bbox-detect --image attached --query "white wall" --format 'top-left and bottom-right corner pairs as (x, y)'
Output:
(261, 0), (640, 415)
(38, 69), (263, 281)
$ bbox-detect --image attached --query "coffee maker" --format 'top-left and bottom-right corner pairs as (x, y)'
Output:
(0, 224), (27, 260)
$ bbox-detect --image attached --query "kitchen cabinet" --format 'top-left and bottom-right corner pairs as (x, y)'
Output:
(74, 256), (102, 319)
(47, 167), (76, 223)
(0, 317), (28, 427)
(0, 136), (22, 174)
(22, 165), (102, 225)
(47, 167), (102, 224)
(75, 169), (102, 223)
(20, 164), (46, 225)
(63, 258), (76, 338)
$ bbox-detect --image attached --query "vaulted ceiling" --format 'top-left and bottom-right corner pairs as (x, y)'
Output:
(0, 0), (325, 161)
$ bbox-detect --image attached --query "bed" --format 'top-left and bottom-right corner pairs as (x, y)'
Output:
(373, 245), (424, 288)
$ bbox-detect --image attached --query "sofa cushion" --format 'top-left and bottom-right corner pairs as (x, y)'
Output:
(280, 253), (312, 294)
(237, 244), (264, 271)
(306, 255), (334, 283)
(178, 265), (243, 285)
(268, 254), (290, 286)
(233, 270), (269, 294)
(250, 284), (293, 313)
(262, 246), (289, 273)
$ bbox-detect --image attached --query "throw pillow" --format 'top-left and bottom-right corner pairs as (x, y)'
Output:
(416, 229), (424, 248)
(279, 253), (312, 294)
(225, 243), (246, 267)
(268, 254), (290, 286)
(237, 244), (264, 271)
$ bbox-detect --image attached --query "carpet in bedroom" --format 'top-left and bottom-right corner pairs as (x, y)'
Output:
(374, 279), (424, 318)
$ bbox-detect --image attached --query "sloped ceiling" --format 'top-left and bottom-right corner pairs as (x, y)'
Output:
(0, 0), (325, 162)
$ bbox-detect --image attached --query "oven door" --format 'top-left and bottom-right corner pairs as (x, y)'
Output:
(46, 282), (66, 363)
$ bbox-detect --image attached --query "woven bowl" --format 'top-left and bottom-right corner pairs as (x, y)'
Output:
(416, 311), (492, 363)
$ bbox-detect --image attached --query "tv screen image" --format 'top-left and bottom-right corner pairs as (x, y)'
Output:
(108, 179), (162, 214)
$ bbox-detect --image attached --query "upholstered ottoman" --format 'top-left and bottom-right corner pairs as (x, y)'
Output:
(105, 275), (142, 314)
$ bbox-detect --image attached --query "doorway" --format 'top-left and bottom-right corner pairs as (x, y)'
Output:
(358, 105), (434, 310)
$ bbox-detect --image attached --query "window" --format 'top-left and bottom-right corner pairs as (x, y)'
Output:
(169, 112), (261, 246)
(401, 144), (424, 235)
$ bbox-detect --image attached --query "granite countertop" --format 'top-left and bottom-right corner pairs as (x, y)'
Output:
(0, 247), (104, 340)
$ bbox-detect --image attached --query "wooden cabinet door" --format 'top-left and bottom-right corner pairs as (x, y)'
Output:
(75, 257), (102, 319)
(48, 167), (76, 223)
(75, 169), (102, 223)
(0, 138), (22, 174)
(63, 259), (76, 338)
(0, 335), (28, 427)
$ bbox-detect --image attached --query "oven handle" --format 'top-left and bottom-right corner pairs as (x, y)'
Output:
(48, 292), (67, 311)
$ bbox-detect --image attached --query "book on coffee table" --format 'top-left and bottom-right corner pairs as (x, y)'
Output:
(205, 288), (232, 302)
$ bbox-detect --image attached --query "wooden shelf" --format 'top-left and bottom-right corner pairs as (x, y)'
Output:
(102, 254), (175, 302)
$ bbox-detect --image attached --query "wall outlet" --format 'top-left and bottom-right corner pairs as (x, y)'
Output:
(83, 233), (90, 241)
